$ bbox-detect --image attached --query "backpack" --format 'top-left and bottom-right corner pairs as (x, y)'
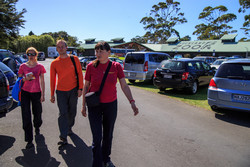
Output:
(12, 77), (23, 106)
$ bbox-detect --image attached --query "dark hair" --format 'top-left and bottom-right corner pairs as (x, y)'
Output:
(94, 41), (111, 51)
(93, 41), (111, 67)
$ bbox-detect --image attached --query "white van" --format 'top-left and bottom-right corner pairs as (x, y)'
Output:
(123, 52), (171, 83)
(48, 47), (59, 58)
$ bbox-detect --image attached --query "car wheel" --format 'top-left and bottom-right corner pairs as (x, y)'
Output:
(189, 81), (198, 94)
(128, 79), (136, 84)
(159, 87), (166, 91)
(211, 105), (218, 111)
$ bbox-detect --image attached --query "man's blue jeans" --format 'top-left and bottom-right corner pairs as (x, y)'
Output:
(56, 87), (78, 140)
(88, 100), (117, 167)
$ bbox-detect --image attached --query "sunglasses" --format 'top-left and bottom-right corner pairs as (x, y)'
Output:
(27, 53), (36, 56)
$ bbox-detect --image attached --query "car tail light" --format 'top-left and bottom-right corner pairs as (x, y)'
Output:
(5, 77), (9, 91)
(144, 61), (148, 72)
(182, 72), (189, 80)
(209, 78), (217, 89)
(154, 70), (157, 78)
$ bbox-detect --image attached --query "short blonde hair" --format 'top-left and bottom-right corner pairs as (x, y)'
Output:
(26, 47), (38, 55)
(56, 39), (67, 47)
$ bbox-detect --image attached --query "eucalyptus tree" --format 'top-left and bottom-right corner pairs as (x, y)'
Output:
(131, 35), (147, 43)
(0, 0), (26, 48)
(140, 0), (187, 44)
(239, 0), (250, 38)
(193, 5), (237, 40)
(42, 31), (79, 46)
(179, 35), (191, 41)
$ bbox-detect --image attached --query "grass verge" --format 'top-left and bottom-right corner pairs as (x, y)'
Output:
(127, 80), (211, 111)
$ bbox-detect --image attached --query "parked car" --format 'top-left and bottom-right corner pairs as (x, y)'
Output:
(123, 52), (171, 83)
(38, 51), (46, 61)
(0, 69), (13, 117)
(0, 62), (17, 95)
(208, 59), (250, 112)
(15, 56), (27, 64)
(193, 56), (216, 65)
(153, 58), (216, 94)
(173, 54), (183, 59)
(0, 49), (20, 74)
(109, 57), (124, 68)
(80, 56), (96, 70)
(211, 59), (227, 70)
(15, 53), (28, 61)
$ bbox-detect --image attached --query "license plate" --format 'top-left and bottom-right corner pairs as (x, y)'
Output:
(128, 72), (136, 77)
(164, 74), (172, 79)
(233, 94), (250, 103)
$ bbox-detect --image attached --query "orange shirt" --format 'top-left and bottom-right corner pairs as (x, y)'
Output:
(50, 55), (83, 96)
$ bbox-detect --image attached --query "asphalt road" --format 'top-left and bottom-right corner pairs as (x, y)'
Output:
(0, 58), (250, 167)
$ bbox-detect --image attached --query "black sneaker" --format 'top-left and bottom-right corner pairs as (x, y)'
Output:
(104, 161), (116, 167)
(57, 137), (68, 146)
(25, 142), (34, 149)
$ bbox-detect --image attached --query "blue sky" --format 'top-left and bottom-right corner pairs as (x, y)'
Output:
(16, 0), (246, 43)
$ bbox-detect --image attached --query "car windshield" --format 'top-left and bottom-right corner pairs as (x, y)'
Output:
(0, 51), (13, 60)
(193, 57), (205, 61)
(160, 60), (184, 70)
(216, 63), (250, 80)
(212, 60), (224, 65)
(125, 53), (144, 64)
(149, 54), (169, 62)
(0, 62), (12, 73)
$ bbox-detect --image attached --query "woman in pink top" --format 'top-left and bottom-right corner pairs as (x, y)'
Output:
(18, 47), (46, 149)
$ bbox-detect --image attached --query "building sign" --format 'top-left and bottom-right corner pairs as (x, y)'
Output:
(172, 41), (218, 51)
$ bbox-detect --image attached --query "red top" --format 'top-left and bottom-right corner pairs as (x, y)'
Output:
(18, 63), (46, 93)
(50, 55), (83, 96)
(85, 60), (125, 103)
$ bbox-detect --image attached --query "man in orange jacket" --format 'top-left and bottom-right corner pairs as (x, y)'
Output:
(50, 39), (83, 149)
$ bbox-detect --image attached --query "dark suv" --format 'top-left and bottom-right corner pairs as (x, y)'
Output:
(0, 69), (13, 117)
(153, 58), (215, 94)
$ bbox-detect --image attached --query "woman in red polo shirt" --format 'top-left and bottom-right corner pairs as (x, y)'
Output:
(81, 41), (139, 167)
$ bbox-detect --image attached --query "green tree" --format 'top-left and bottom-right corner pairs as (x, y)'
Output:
(42, 31), (79, 46)
(193, 5), (237, 40)
(13, 35), (54, 55)
(140, 0), (187, 44)
(0, 0), (26, 48)
(239, 0), (250, 38)
(28, 31), (35, 36)
(131, 35), (147, 43)
(180, 35), (191, 41)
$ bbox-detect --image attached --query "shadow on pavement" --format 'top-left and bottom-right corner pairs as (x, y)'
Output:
(215, 109), (250, 128)
(0, 135), (15, 155)
(59, 133), (92, 167)
(15, 134), (60, 167)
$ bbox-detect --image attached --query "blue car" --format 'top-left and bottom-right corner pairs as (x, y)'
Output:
(208, 59), (250, 112)
(0, 69), (13, 116)
(0, 62), (17, 95)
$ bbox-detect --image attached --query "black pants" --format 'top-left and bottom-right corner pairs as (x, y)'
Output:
(88, 100), (117, 167)
(21, 90), (42, 143)
(56, 87), (78, 139)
